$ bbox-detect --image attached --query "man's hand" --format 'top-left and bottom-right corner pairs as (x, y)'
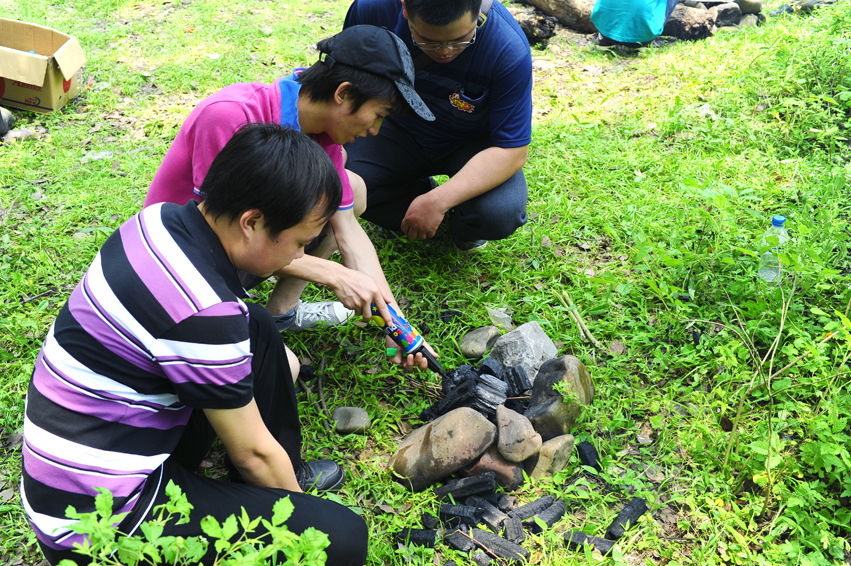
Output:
(328, 269), (393, 323)
(401, 193), (446, 240)
(385, 335), (439, 371)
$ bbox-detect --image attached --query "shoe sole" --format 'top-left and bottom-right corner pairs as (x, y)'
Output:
(455, 241), (489, 255)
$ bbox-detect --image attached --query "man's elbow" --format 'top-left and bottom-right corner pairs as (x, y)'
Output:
(228, 446), (274, 481)
(509, 145), (529, 171)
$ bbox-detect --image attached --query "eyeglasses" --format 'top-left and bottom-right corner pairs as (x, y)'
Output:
(409, 23), (477, 51)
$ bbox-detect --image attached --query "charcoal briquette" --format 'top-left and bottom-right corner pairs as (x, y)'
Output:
(504, 365), (531, 396)
(394, 528), (436, 548)
(422, 512), (440, 530)
(564, 531), (615, 555)
(471, 551), (492, 566)
(433, 471), (498, 499)
(418, 404), (438, 422)
(465, 495), (509, 531)
(477, 373), (508, 394)
(434, 378), (477, 417)
(443, 365), (476, 395)
(476, 490), (501, 507)
(471, 528), (531, 562)
(577, 440), (602, 472)
(478, 357), (504, 379)
(523, 498), (566, 533)
(503, 516), (525, 545)
(444, 524), (476, 552)
(507, 495), (554, 521)
(503, 397), (528, 414)
(439, 503), (483, 527)
(474, 384), (507, 412)
(605, 497), (648, 540)
(497, 493), (518, 513)
(443, 562), (458, 566)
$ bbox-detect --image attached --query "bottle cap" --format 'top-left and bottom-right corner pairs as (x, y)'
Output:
(772, 215), (786, 227)
(386, 347), (398, 357)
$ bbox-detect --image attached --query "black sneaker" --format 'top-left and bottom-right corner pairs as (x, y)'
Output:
(454, 239), (489, 254)
(296, 459), (345, 492)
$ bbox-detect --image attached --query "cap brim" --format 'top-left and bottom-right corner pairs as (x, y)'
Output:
(396, 81), (435, 122)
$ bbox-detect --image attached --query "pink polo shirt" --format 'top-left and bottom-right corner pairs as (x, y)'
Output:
(144, 75), (353, 210)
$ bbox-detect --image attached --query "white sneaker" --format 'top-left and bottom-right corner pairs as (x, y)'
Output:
(290, 301), (354, 331)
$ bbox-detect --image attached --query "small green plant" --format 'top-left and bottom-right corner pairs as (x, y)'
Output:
(57, 481), (329, 566)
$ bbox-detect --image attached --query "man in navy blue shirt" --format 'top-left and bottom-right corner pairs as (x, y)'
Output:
(344, 0), (533, 252)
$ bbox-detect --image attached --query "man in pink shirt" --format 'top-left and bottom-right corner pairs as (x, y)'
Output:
(146, 26), (436, 369)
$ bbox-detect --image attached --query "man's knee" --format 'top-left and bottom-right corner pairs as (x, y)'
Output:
(454, 174), (528, 240)
(347, 169), (367, 218)
(325, 510), (369, 566)
(285, 346), (299, 384)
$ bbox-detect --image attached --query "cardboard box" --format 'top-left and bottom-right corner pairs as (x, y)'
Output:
(0, 18), (86, 113)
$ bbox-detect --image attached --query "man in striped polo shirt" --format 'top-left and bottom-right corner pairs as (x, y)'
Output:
(22, 124), (367, 566)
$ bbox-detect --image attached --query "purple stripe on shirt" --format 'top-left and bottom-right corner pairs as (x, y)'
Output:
(37, 351), (183, 412)
(24, 438), (168, 478)
(23, 443), (148, 499)
(119, 219), (198, 322)
(193, 301), (247, 318)
(162, 356), (252, 386)
(33, 358), (189, 430)
(31, 524), (86, 550)
(138, 210), (208, 312)
(69, 283), (161, 375)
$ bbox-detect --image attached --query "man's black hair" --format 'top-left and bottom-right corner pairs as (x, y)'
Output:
(297, 54), (405, 116)
(200, 123), (341, 238)
(405, 0), (480, 26)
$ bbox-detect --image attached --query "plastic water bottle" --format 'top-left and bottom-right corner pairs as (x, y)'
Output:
(757, 215), (789, 283)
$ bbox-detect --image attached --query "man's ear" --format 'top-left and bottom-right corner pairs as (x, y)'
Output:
(401, 0), (409, 20)
(333, 82), (353, 106)
(238, 209), (264, 240)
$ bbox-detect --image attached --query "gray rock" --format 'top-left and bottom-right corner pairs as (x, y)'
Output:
(389, 407), (496, 491)
(3, 129), (37, 143)
(663, 5), (716, 40)
(459, 445), (525, 491)
(524, 434), (576, 480)
(734, 0), (762, 13)
(496, 405), (542, 463)
(524, 356), (594, 441)
(523, 0), (597, 33)
(711, 2), (742, 26)
(682, 0), (707, 7)
(460, 326), (501, 360)
(258, 26), (274, 36)
(0, 107), (16, 136)
(489, 322), (557, 384)
(332, 407), (371, 435)
(739, 14), (759, 26)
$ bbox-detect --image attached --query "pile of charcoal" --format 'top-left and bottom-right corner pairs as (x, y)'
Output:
(394, 471), (565, 564)
(393, 443), (650, 563)
(420, 357), (531, 423)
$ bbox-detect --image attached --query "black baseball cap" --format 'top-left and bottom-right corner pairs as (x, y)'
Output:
(318, 25), (435, 121)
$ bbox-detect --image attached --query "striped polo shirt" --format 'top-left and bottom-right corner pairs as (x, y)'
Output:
(21, 201), (255, 552)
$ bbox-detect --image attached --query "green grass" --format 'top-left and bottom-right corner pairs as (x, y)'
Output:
(2, 0), (851, 565)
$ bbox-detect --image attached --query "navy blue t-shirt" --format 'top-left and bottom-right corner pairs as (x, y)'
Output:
(344, 0), (533, 152)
